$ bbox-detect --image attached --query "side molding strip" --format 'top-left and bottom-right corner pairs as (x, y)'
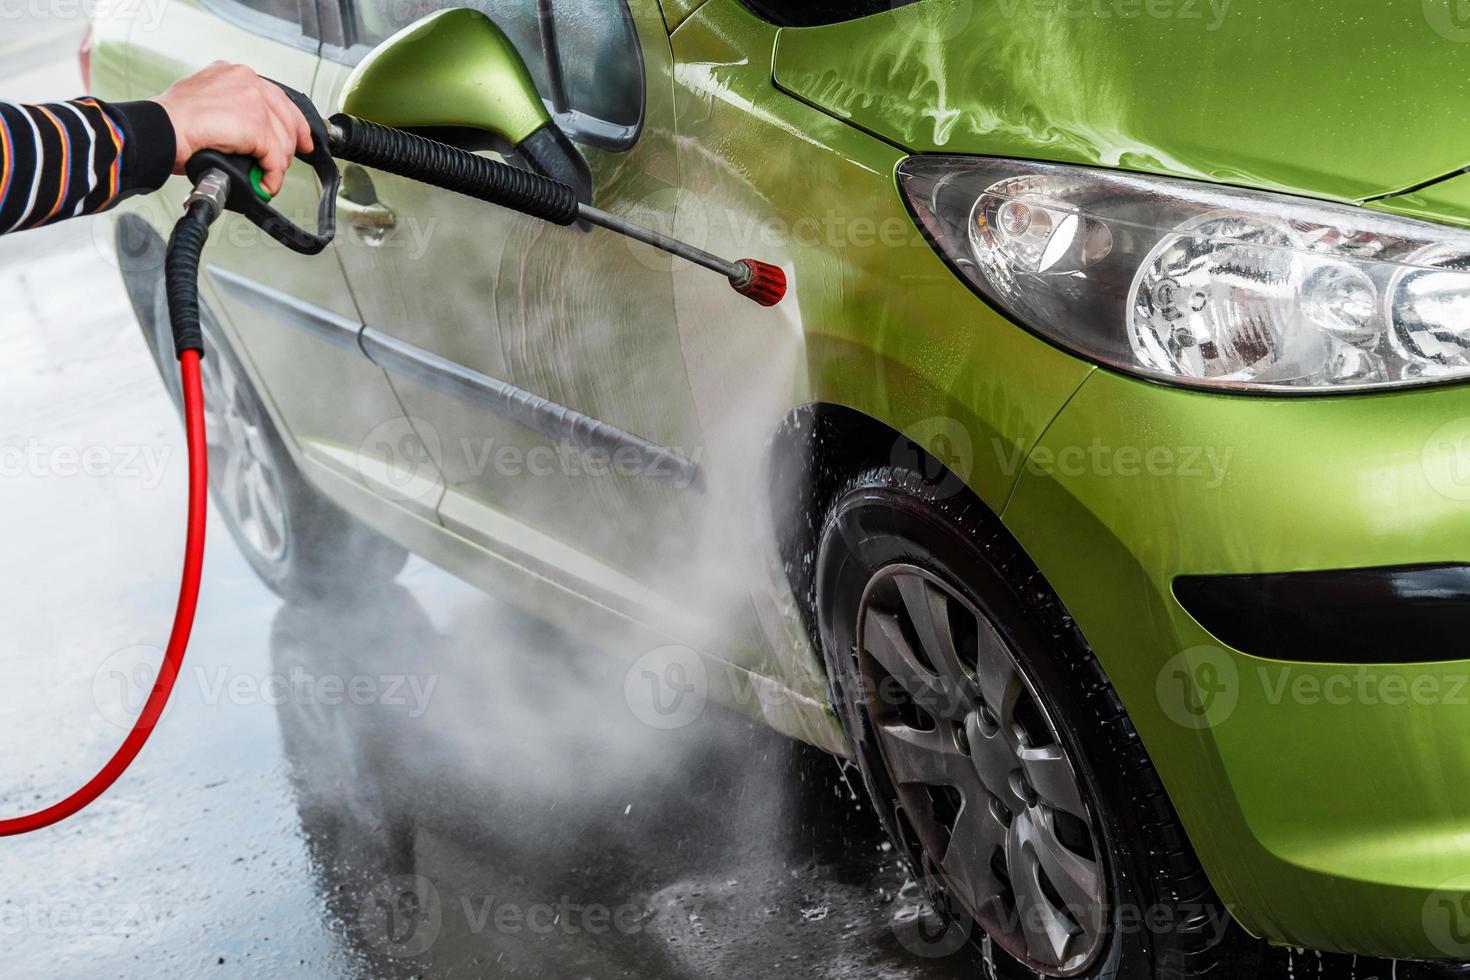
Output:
(207, 266), (363, 353)
(360, 328), (703, 491)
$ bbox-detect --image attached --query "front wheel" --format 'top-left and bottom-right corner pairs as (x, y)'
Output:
(814, 465), (1262, 979)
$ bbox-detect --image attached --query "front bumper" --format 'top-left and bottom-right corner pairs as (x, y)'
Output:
(1001, 366), (1470, 959)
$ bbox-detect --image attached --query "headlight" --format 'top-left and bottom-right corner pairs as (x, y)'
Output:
(898, 156), (1470, 393)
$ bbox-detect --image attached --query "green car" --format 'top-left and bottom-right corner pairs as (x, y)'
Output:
(91, 0), (1470, 973)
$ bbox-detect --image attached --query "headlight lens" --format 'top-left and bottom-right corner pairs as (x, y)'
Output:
(898, 156), (1470, 392)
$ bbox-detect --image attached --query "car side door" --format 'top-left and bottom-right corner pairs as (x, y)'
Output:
(326, 0), (707, 620)
(124, 0), (446, 519)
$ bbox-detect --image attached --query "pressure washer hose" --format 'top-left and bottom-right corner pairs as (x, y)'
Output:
(0, 202), (213, 836)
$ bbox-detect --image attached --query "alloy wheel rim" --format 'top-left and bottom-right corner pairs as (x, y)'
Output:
(856, 563), (1107, 976)
(198, 336), (289, 567)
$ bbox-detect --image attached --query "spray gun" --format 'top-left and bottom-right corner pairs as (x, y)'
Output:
(176, 92), (787, 303)
(0, 82), (785, 837)
(323, 116), (787, 305)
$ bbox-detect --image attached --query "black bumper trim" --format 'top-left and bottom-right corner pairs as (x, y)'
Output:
(1173, 563), (1470, 665)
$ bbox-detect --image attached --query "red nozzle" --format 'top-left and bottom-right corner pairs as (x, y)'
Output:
(731, 259), (786, 307)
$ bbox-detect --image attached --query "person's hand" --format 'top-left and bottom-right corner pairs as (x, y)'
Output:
(152, 62), (313, 196)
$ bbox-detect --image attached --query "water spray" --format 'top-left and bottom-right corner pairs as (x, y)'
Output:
(0, 82), (786, 836)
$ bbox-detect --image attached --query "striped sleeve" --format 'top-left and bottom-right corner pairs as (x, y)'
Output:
(0, 98), (175, 234)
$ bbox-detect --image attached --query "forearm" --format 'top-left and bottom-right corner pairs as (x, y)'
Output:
(0, 98), (175, 234)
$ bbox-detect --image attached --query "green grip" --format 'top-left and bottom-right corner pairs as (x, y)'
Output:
(248, 163), (272, 202)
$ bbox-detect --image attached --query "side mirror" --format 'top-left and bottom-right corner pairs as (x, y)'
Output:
(339, 7), (592, 203)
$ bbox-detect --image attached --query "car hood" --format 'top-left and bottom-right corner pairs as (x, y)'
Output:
(771, 0), (1470, 202)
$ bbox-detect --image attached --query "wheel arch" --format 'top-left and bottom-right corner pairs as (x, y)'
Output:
(766, 402), (1020, 682)
(768, 403), (905, 657)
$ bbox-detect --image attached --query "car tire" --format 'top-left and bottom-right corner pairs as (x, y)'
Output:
(814, 464), (1263, 980)
(145, 275), (407, 600)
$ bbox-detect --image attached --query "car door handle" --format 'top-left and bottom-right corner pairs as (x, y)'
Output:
(337, 190), (397, 246)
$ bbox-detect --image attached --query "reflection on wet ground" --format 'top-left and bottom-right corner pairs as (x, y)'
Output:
(270, 584), (988, 979)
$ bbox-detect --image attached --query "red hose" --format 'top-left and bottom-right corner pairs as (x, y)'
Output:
(0, 350), (207, 835)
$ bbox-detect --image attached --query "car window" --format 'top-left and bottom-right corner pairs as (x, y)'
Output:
(202, 0), (310, 41)
(349, 0), (642, 149)
(227, 0), (299, 19)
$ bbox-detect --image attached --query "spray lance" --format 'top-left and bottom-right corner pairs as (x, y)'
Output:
(0, 82), (785, 837)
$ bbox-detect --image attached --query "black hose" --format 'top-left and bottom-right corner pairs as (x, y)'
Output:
(328, 114), (580, 227)
(165, 200), (213, 359)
